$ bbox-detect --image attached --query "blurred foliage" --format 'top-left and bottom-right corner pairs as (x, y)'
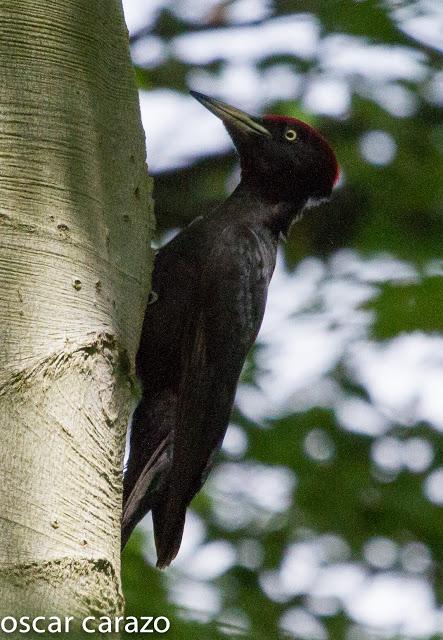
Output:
(122, 1), (443, 639)
(370, 277), (443, 338)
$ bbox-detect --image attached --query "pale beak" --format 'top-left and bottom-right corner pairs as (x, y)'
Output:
(190, 91), (271, 138)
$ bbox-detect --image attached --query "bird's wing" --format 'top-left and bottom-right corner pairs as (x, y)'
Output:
(153, 224), (274, 566)
(121, 245), (197, 549)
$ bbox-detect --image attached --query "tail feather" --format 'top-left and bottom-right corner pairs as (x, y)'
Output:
(121, 438), (170, 551)
(152, 501), (187, 569)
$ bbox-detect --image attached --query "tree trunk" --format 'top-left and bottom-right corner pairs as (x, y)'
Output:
(0, 0), (153, 618)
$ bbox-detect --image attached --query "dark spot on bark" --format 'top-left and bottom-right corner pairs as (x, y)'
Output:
(0, 212), (12, 224)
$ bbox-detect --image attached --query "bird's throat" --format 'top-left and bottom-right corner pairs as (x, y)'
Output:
(228, 181), (306, 237)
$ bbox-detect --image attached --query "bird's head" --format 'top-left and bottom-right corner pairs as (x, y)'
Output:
(191, 91), (338, 207)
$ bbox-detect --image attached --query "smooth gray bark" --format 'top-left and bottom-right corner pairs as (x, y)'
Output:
(0, 0), (153, 618)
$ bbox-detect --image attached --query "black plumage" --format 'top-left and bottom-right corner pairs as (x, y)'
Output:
(121, 92), (338, 567)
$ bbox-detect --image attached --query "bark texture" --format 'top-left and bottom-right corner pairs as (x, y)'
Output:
(0, 0), (153, 617)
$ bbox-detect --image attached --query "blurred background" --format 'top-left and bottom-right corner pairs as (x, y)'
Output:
(120, 1), (443, 638)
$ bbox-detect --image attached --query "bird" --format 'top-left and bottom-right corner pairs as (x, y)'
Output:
(121, 91), (338, 567)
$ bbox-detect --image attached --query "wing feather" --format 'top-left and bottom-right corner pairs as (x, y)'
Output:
(153, 225), (275, 566)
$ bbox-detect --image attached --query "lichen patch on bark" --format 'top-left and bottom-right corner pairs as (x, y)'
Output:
(0, 557), (124, 618)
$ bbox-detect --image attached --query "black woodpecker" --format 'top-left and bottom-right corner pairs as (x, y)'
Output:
(121, 92), (338, 567)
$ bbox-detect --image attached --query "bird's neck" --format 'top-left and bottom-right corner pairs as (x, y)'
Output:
(227, 180), (306, 237)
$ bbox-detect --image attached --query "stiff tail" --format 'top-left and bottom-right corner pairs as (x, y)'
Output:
(152, 500), (187, 569)
(121, 437), (170, 551)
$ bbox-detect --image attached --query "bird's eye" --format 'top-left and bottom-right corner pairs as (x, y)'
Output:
(285, 129), (297, 141)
